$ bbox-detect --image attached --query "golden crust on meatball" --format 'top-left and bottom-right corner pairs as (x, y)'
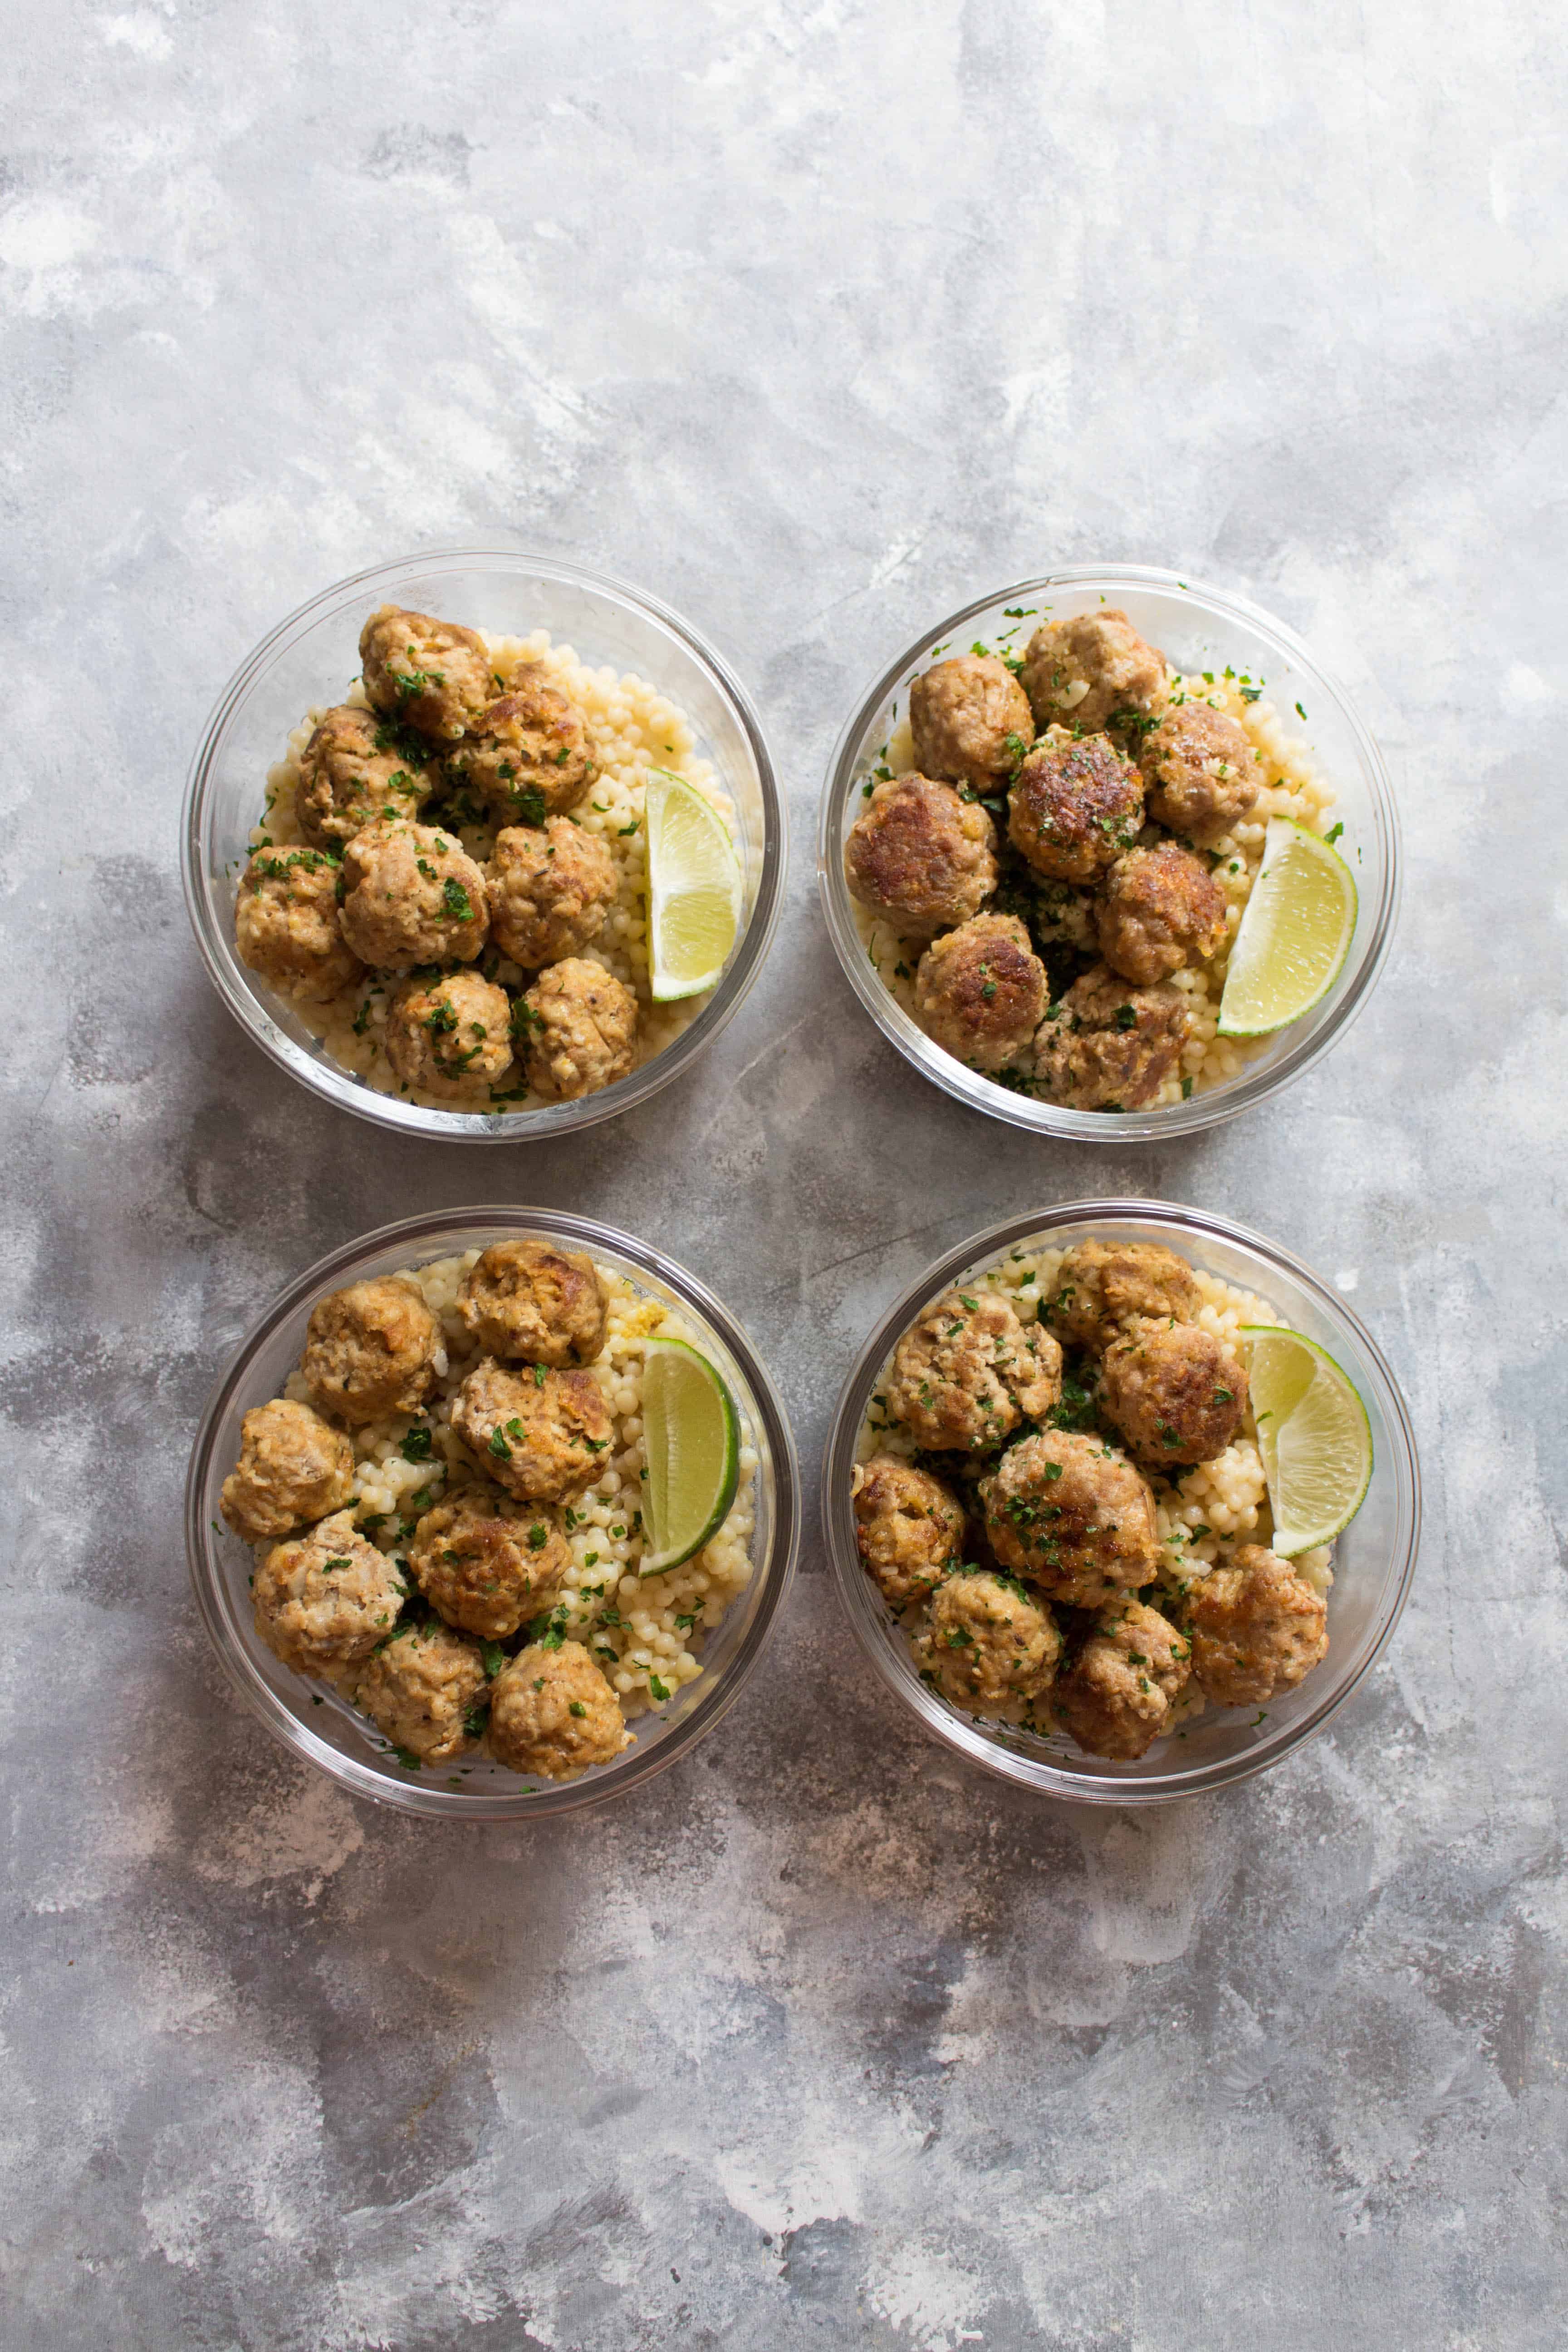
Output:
(1020, 610), (1169, 737)
(980, 1429), (1157, 1607)
(338, 820), (488, 970)
(843, 775), (998, 942)
(1048, 1239), (1202, 1352)
(487, 818), (617, 970)
(252, 1510), (406, 1677)
(515, 958), (638, 1103)
(301, 1275), (441, 1427)
(384, 969), (514, 1098)
(1100, 1318), (1249, 1468)
(409, 1494), (571, 1640)
(1053, 1597), (1191, 1759)
(456, 1238), (608, 1365)
(1008, 730), (1145, 885)
(887, 1288), (1063, 1453)
(220, 1398), (356, 1543)
(359, 605), (497, 743)
(1033, 963), (1189, 1112)
(487, 1639), (629, 1779)
(909, 655), (1034, 789)
(1096, 842), (1227, 985)
(853, 1455), (965, 1610)
(295, 704), (435, 849)
(450, 1359), (613, 1504)
(1141, 702), (1260, 844)
(353, 1619), (490, 1762)
(915, 1571), (1062, 1714)
(913, 912), (1048, 1072)
(234, 847), (363, 1004)
(1188, 1545), (1328, 1708)
(446, 667), (596, 821)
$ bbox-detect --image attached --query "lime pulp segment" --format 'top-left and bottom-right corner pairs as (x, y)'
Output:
(644, 767), (743, 1003)
(1241, 1323), (1373, 1555)
(639, 1336), (740, 1574)
(1217, 816), (1357, 1038)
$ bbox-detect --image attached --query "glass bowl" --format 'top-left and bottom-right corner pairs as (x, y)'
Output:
(181, 548), (786, 1140)
(186, 1208), (801, 1818)
(818, 565), (1399, 1139)
(821, 1199), (1420, 1803)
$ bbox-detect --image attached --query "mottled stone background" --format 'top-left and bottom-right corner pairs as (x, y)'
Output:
(2, 1), (1563, 2344)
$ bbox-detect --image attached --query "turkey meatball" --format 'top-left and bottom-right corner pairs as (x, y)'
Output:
(853, 1455), (965, 1610)
(1054, 1598), (1191, 1759)
(1020, 609), (1169, 736)
(980, 1429), (1157, 1607)
(295, 704), (435, 849)
(252, 1510), (406, 1678)
(358, 605), (497, 743)
(353, 1619), (490, 1763)
(1140, 702), (1260, 843)
(338, 820), (488, 970)
(1048, 1239), (1201, 1352)
(446, 667), (596, 821)
(487, 818), (617, 970)
(515, 958), (637, 1103)
(220, 1398), (355, 1543)
(1100, 1319), (1249, 1468)
(301, 1275), (441, 1427)
(887, 1287), (1063, 1454)
(1008, 730), (1144, 885)
(916, 1571), (1063, 1714)
(450, 1360), (613, 1505)
(1096, 842), (1227, 985)
(1033, 963), (1189, 1112)
(843, 775), (998, 942)
(409, 1494), (572, 1640)
(488, 1639), (629, 1779)
(456, 1237), (608, 1366)
(1188, 1545), (1328, 1708)
(909, 655), (1034, 789)
(913, 912), (1049, 1072)
(234, 847), (363, 1003)
(384, 970), (514, 1099)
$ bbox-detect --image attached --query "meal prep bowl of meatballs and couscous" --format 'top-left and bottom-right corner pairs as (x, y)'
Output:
(186, 1209), (800, 1818)
(823, 1202), (1419, 1802)
(820, 567), (1399, 1139)
(182, 549), (784, 1138)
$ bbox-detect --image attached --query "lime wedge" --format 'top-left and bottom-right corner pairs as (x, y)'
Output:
(1241, 1325), (1372, 1555)
(644, 768), (743, 1002)
(1217, 817), (1357, 1037)
(639, 1337), (740, 1574)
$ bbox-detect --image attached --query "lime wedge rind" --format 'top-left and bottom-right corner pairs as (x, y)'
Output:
(1241, 1323), (1372, 1555)
(639, 1336), (740, 1575)
(645, 768), (743, 1004)
(1216, 816), (1357, 1039)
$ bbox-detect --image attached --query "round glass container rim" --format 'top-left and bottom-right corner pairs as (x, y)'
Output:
(186, 1203), (803, 1818)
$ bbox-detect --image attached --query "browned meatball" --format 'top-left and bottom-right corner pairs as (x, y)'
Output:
(853, 1455), (965, 1610)
(353, 1619), (490, 1763)
(515, 958), (638, 1103)
(252, 1510), (406, 1677)
(358, 605), (497, 743)
(1096, 843), (1227, 985)
(220, 1398), (355, 1543)
(1141, 702), (1260, 843)
(1034, 963), (1189, 1112)
(887, 1288), (1063, 1453)
(1020, 610), (1169, 736)
(488, 1639), (629, 1779)
(843, 775), (998, 942)
(384, 970), (514, 1099)
(1049, 1240), (1202, 1352)
(909, 655), (1034, 789)
(1188, 1545), (1329, 1707)
(338, 821), (488, 970)
(980, 1429), (1157, 1607)
(234, 847), (363, 1004)
(913, 912), (1049, 1073)
(1054, 1598), (1191, 1759)
(409, 1494), (572, 1640)
(487, 818), (617, 970)
(915, 1571), (1062, 1714)
(301, 1276), (441, 1428)
(450, 1360), (612, 1504)
(446, 668), (596, 821)
(456, 1238), (608, 1365)
(1008, 731), (1144, 884)
(295, 705), (435, 849)
(1100, 1319), (1249, 1469)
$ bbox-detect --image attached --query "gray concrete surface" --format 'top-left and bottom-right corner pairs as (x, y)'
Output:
(2, 1), (1564, 2344)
